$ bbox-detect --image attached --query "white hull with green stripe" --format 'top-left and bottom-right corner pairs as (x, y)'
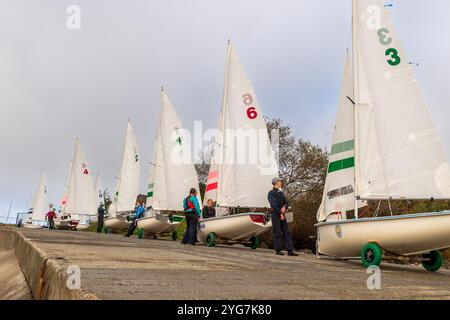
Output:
(317, 0), (450, 271)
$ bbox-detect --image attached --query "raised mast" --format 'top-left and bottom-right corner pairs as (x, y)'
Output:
(216, 40), (232, 207)
(351, 0), (360, 219)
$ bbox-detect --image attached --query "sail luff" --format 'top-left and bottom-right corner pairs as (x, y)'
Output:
(352, 0), (360, 218)
(114, 120), (140, 213)
(216, 41), (232, 207)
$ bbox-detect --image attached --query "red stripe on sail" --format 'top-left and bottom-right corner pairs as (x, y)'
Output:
(207, 171), (219, 180)
(205, 182), (218, 192)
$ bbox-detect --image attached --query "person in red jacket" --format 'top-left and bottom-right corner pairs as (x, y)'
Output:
(45, 208), (57, 230)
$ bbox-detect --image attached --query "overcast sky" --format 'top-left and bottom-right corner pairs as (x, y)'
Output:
(1, 0), (450, 221)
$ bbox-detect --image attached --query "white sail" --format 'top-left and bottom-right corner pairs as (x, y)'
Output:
(112, 120), (140, 215)
(61, 161), (73, 215)
(318, 52), (356, 221)
(94, 174), (105, 206)
(216, 42), (278, 208)
(353, 0), (450, 200)
(68, 139), (98, 217)
(151, 89), (201, 211)
(31, 170), (48, 221)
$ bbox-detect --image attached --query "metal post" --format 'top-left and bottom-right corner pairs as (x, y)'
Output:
(6, 200), (13, 225)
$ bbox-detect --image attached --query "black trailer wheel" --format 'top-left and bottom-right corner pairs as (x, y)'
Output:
(250, 236), (260, 250)
(171, 231), (178, 241)
(206, 232), (216, 247)
(422, 250), (443, 272)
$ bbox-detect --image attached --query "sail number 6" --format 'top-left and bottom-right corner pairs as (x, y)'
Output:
(243, 93), (258, 120)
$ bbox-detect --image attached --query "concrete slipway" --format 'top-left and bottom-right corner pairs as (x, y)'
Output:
(1, 226), (450, 300)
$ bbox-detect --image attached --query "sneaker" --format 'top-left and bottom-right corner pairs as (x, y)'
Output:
(276, 251), (285, 256)
(288, 251), (299, 256)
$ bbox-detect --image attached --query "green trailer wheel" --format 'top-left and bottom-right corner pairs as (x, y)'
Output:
(171, 231), (178, 241)
(206, 232), (216, 247)
(361, 243), (382, 268)
(422, 250), (443, 272)
(137, 228), (144, 239)
(104, 226), (110, 234)
(250, 236), (260, 250)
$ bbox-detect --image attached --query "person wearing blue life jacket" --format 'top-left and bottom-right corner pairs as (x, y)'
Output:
(125, 202), (145, 237)
(181, 188), (201, 245)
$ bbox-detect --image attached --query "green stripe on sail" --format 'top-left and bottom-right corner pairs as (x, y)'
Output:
(330, 140), (355, 155)
(147, 191), (153, 198)
(328, 157), (355, 173)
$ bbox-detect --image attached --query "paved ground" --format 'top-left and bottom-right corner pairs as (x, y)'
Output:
(0, 249), (32, 300)
(13, 228), (450, 300)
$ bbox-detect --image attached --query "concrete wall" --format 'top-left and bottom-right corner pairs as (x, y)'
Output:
(0, 227), (98, 300)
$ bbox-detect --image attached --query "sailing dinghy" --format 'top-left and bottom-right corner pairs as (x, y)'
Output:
(24, 170), (48, 229)
(198, 41), (291, 249)
(104, 120), (140, 232)
(316, 0), (450, 271)
(55, 139), (98, 230)
(136, 88), (200, 240)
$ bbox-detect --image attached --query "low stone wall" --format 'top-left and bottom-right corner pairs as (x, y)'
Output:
(0, 227), (98, 300)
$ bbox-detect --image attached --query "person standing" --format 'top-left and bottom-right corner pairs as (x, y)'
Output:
(45, 208), (57, 230)
(268, 178), (298, 256)
(181, 188), (201, 245)
(97, 203), (105, 233)
(125, 202), (145, 237)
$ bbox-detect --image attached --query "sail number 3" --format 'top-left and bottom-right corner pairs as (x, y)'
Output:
(375, 22), (401, 67)
(242, 93), (258, 120)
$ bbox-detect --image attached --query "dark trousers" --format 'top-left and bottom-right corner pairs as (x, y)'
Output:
(271, 213), (293, 252)
(48, 219), (54, 230)
(126, 218), (137, 236)
(182, 213), (198, 245)
(97, 218), (104, 233)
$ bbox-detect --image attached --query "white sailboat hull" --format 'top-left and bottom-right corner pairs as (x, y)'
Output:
(104, 217), (131, 231)
(76, 223), (91, 231)
(54, 219), (79, 230)
(316, 212), (450, 257)
(23, 223), (43, 229)
(136, 213), (182, 235)
(197, 212), (288, 242)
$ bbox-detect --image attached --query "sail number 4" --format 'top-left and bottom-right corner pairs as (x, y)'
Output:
(376, 25), (401, 66)
(242, 93), (258, 120)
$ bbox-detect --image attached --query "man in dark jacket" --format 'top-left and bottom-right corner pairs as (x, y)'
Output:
(268, 177), (298, 256)
(97, 203), (105, 233)
(202, 199), (216, 219)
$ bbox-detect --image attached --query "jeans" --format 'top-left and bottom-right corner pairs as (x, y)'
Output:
(182, 213), (198, 245)
(126, 218), (137, 236)
(271, 213), (293, 252)
(97, 219), (104, 233)
(48, 219), (54, 230)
